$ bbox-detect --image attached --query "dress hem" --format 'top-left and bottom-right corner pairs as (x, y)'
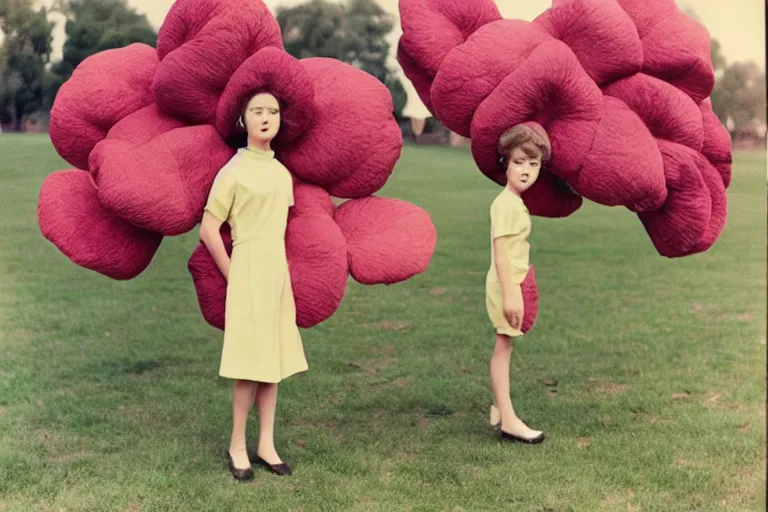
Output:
(495, 328), (524, 339)
(218, 364), (309, 383)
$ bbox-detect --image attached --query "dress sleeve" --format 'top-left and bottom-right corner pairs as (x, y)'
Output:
(491, 198), (529, 285)
(491, 199), (526, 240)
(204, 168), (236, 222)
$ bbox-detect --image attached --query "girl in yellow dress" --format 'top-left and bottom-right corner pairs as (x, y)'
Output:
(199, 92), (307, 481)
(486, 122), (549, 444)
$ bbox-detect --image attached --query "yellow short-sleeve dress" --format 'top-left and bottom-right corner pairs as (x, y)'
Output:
(486, 187), (531, 338)
(204, 147), (308, 383)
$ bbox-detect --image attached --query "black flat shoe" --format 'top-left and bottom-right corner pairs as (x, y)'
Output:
(227, 451), (255, 482)
(254, 456), (293, 476)
(500, 429), (546, 444)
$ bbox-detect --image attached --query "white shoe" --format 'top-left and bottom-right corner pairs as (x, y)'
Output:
(489, 404), (501, 428)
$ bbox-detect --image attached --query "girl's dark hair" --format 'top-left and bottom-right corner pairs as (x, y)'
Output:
(238, 90), (281, 130)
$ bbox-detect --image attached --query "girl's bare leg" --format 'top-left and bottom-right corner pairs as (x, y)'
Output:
(229, 379), (258, 468)
(255, 382), (282, 464)
(490, 334), (542, 438)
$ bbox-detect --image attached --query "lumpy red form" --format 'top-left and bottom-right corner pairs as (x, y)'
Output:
(397, 0), (732, 333)
(398, 0), (731, 258)
(39, 0), (437, 330)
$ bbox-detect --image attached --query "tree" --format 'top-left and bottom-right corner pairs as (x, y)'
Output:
(711, 61), (766, 136)
(386, 73), (406, 121)
(343, 0), (393, 83)
(710, 38), (727, 74)
(44, 0), (157, 109)
(0, 44), (24, 124)
(276, 0), (406, 119)
(277, 0), (346, 60)
(0, 0), (54, 129)
(708, 37), (728, 125)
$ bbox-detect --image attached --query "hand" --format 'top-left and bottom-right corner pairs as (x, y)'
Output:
(503, 285), (524, 331)
(222, 261), (231, 282)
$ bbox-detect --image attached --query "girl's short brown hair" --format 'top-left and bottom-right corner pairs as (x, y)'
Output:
(498, 122), (551, 168)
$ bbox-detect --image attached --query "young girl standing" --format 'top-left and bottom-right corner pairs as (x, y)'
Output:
(486, 122), (550, 444)
(199, 92), (307, 481)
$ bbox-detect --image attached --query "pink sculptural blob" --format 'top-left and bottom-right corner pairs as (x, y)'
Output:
(398, 0), (731, 258)
(39, 0), (437, 329)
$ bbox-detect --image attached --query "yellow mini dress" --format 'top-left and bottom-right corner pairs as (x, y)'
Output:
(204, 147), (308, 383)
(486, 187), (531, 338)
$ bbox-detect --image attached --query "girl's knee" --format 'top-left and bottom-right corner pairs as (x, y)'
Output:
(494, 334), (513, 351)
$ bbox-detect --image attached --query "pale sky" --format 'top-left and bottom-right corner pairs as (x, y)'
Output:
(38, 0), (765, 73)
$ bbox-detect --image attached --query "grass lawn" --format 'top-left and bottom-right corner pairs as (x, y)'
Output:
(0, 134), (765, 511)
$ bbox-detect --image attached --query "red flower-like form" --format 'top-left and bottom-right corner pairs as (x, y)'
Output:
(398, 0), (731, 258)
(39, 0), (437, 329)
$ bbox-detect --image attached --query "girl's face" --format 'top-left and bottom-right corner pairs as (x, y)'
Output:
(243, 93), (280, 143)
(505, 146), (541, 194)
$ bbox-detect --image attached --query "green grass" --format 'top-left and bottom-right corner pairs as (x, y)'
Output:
(0, 133), (765, 511)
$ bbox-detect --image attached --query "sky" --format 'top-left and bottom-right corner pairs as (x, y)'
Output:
(36, 0), (765, 73)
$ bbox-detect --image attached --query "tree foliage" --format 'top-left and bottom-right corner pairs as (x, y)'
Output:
(0, 0), (54, 128)
(276, 0), (406, 119)
(44, 0), (157, 109)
